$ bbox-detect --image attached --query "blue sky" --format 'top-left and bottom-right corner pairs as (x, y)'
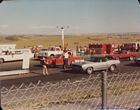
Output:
(0, 0), (140, 35)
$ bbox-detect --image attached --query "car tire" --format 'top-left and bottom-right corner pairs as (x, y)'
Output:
(50, 54), (54, 57)
(86, 67), (93, 75)
(109, 65), (117, 73)
(129, 56), (134, 61)
(0, 58), (4, 64)
(50, 62), (56, 68)
(63, 64), (67, 70)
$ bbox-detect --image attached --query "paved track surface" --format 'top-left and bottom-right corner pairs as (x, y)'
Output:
(0, 59), (139, 87)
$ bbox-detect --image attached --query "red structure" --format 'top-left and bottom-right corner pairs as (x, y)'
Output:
(120, 42), (140, 52)
(88, 43), (115, 54)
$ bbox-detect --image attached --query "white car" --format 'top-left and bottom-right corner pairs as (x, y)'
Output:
(37, 48), (48, 59)
(72, 55), (120, 74)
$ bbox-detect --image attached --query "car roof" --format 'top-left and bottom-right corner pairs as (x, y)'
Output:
(91, 55), (111, 58)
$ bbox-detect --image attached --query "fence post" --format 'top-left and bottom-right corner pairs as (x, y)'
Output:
(0, 80), (2, 110)
(101, 70), (107, 110)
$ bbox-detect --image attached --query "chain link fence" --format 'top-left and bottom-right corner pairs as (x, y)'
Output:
(0, 72), (140, 110)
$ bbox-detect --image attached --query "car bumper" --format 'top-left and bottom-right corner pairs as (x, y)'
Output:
(71, 64), (84, 72)
(135, 60), (140, 64)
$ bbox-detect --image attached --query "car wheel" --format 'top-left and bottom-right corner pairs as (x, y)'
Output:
(63, 64), (67, 70)
(50, 54), (54, 57)
(129, 56), (134, 61)
(86, 67), (93, 75)
(0, 59), (4, 64)
(109, 65), (117, 72)
(50, 62), (56, 68)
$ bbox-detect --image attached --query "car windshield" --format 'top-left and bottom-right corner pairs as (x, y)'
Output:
(85, 56), (115, 62)
(48, 47), (55, 51)
(114, 51), (121, 54)
(55, 54), (62, 58)
(41, 49), (48, 51)
(85, 57), (101, 62)
(105, 56), (115, 60)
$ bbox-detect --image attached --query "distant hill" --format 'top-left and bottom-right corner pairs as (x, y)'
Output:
(0, 34), (140, 49)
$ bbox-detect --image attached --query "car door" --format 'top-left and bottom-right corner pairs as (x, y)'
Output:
(55, 56), (64, 65)
(93, 57), (108, 71)
(95, 57), (108, 71)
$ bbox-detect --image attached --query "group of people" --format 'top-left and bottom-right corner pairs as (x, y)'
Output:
(40, 51), (73, 75)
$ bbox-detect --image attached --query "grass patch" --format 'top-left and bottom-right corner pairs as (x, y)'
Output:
(3, 82), (140, 110)
(0, 34), (140, 49)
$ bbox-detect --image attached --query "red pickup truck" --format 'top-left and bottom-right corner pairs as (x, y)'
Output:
(42, 54), (81, 67)
(110, 50), (138, 61)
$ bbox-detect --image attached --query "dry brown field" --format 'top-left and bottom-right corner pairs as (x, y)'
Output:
(0, 34), (140, 49)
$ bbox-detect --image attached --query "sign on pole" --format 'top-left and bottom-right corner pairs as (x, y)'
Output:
(22, 53), (30, 70)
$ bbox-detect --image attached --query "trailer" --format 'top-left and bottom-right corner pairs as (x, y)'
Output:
(0, 48), (34, 64)
(0, 44), (16, 55)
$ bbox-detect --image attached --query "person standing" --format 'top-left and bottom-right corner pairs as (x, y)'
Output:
(41, 56), (49, 75)
(63, 52), (69, 69)
(63, 52), (72, 69)
(0, 106), (2, 110)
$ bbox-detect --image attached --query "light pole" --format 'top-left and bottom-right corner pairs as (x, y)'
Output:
(61, 27), (65, 51)
(57, 26), (69, 51)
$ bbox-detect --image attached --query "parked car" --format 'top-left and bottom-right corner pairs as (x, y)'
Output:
(40, 52), (82, 68)
(37, 48), (48, 59)
(71, 55), (120, 74)
(110, 50), (138, 61)
(134, 56), (140, 64)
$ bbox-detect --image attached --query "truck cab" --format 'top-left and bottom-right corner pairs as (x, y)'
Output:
(38, 46), (63, 59)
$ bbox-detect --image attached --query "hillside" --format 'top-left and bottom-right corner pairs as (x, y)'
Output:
(0, 34), (140, 49)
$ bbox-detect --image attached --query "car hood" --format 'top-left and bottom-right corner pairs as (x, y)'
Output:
(135, 57), (140, 60)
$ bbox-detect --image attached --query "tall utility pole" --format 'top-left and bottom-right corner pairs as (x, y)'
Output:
(57, 26), (69, 51)
(61, 27), (65, 51)
(0, 1), (3, 110)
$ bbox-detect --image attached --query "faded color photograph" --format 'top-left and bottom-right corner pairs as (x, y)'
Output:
(0, 0), (140, 110)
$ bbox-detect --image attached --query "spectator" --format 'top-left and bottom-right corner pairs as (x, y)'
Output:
(63, 53), (68, 69)
(40, 57), (49, 75)
(63, 52), (71, 69)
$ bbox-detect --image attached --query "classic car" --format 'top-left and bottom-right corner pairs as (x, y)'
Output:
(71, 55), (120, 74)
(40, 53), (82, 68)
(135, 56), (140, 64)
(110, 50), (138, 61)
